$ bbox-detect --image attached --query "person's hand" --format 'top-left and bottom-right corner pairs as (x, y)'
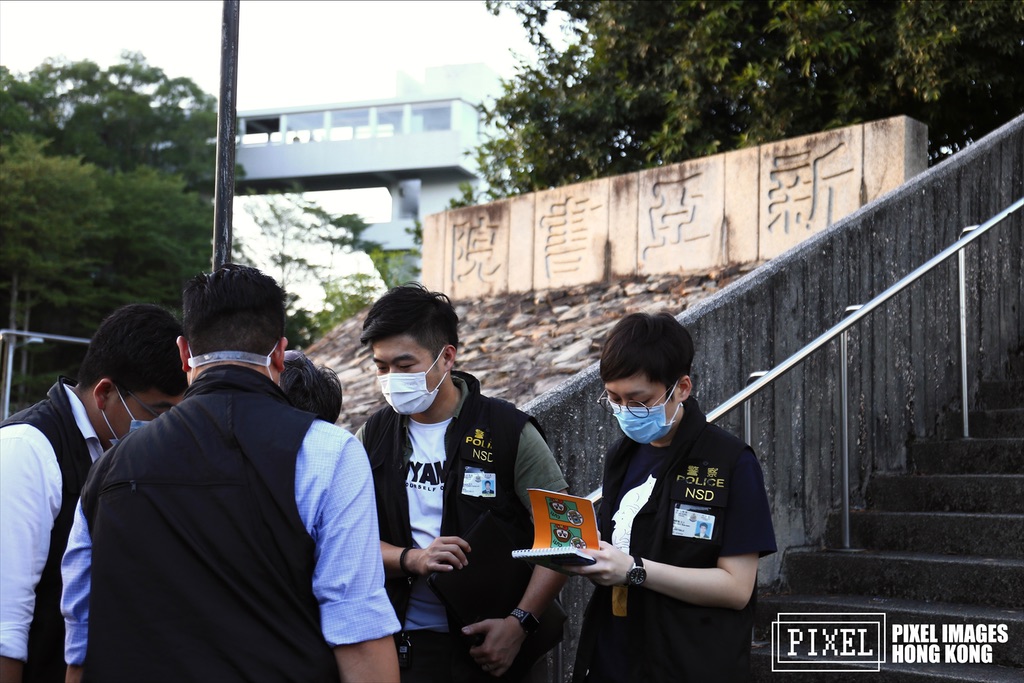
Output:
(562, 541), (634, 586)
(405, 536), (471, 575)
(462, 616), (527, 677)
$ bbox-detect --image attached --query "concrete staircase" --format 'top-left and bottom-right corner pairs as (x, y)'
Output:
(752, 357), (1024, 682)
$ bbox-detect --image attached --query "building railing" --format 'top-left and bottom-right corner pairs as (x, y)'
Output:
(587, 196), (1024, 550)
(237, 98), (478, 146)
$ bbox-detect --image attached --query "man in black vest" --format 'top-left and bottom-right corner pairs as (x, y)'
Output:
(61, 264), (400, 682)
(357, 284), (569, 683)
(0, 304), (186, 683)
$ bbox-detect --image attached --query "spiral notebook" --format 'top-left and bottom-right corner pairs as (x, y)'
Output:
(511, 489), (600, 571)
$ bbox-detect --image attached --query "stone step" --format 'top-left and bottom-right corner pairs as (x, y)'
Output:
(979, 380), (1024, 410)
(867, 474), (1024, 514)
(751, 646), (1023, 682)
(754, 594), (1024, 669)
(824, 511), (1024, 559)
(783, 549), (1024, 608)
(946, 408), (1024, 439)
(908, 439), (1024, 474)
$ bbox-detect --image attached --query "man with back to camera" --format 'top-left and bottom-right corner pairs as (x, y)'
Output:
(0, 304), (186, 683)
(357, 283), (569, 682)
(60, 264), (400, 682)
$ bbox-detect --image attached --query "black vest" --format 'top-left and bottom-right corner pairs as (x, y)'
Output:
(2, 379), (92, 683)
(573, 397), (757, 683)
(362, 371), (537, 624)
(80, 366), (336, 682)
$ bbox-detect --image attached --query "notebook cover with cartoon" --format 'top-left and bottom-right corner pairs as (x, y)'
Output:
(511, 489), (599, 570)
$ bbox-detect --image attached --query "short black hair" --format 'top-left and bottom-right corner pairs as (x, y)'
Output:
(182, 264), (285, 356)
(599, 312), (695, 387)
(77, 303), (186, 396)
(359, 283), (459, 355)
(281, 351), (343, 424)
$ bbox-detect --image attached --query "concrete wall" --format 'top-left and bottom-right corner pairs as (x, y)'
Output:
(525, 115), (1023, 680)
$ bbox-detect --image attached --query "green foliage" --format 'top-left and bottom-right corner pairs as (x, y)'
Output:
(235, 192), (384, 347)
(0, 53), (217, 409)
(479, 0), (1024, 197)
(0, 135), (108, 323)
(313, 274), (385, 335)
(1, 52), (217, 193)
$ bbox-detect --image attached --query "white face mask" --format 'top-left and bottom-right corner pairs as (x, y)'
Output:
(377, 350), (448, 415)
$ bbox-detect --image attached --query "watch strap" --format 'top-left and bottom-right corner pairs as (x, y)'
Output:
(510, 607), (539, 633)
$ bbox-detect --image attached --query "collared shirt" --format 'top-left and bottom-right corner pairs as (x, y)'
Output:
(61, 418), (400, 664)
(0, 385), (102, 661)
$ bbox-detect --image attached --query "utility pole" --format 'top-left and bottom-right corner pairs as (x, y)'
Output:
(212, 0), (241, 269)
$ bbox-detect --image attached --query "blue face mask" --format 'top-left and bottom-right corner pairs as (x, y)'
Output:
(102, 386), (150, 446)
(609, 386), (682, 444)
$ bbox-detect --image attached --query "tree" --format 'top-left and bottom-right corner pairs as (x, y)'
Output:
(1, 52), (217, 193)
(0, 136), (108, 333)
(236, 192), (379, 347)
(1, 53), (218, 408)
(478, 0), (1024, 197)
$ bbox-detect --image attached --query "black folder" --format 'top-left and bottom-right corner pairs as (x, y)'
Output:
(426, 510), (566, 678)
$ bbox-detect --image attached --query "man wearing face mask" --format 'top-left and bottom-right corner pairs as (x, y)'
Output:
(565, 312), (777, 683)
(0, 304), (185, 683)
(356, 284), (569, 683)
(59, 264), (400, 683)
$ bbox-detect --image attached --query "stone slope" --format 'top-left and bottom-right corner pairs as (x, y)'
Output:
(305, 268), (749, 433)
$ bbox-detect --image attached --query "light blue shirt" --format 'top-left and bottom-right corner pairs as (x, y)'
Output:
(61, 418), (399, 665)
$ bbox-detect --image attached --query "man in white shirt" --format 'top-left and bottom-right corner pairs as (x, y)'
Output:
(0, 304), (186, 683)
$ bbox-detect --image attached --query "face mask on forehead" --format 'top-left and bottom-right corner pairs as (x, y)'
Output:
(187, 346), (275, 369)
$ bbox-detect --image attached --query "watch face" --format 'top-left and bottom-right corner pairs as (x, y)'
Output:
(628, 566), (647, 586)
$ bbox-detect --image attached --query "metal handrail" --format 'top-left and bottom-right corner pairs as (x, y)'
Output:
(0, 328), (91, 419)
(587, 196), (1023, 520)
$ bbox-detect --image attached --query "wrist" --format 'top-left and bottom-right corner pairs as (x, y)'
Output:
(623, 556), (647, 586)
(509, 607), (539, 634)
(399, 547), (415, 576)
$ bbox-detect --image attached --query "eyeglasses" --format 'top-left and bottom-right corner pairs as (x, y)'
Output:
(117, 386), (164, 419)
(597, 383), (677, 419)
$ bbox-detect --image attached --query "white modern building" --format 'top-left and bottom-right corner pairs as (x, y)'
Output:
(235, 63), (500, 250)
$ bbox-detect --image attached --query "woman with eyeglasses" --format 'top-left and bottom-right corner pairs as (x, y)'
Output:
(565, 312), (777, 683)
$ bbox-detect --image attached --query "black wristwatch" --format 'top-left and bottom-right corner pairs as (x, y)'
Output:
(510, 607), (540, 633)
(625, 556), (647, 586)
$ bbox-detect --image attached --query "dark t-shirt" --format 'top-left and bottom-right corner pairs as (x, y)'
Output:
(587, 443), (776, 683)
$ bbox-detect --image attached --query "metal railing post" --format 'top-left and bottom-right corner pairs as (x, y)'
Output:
(839, 305), (862, 550)
(958, 225), (980, 439)
(743, 371), (767, 445)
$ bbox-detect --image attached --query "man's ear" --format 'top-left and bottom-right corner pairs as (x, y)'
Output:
(269, 337), (288, 374)
(676, 375), (693, 402)
(176, 336), (191, 373)
(442, 344), (457, 371)
(91, 378), (116, 412)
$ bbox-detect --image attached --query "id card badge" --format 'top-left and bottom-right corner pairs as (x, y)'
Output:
(672, 504), (716, 540)
(461, 467), (497, 498)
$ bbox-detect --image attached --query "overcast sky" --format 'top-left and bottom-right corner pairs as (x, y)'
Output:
(0, 0), (540, 109)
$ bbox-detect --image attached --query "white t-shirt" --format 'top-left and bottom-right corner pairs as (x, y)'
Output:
(403, 417), (452, 632)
